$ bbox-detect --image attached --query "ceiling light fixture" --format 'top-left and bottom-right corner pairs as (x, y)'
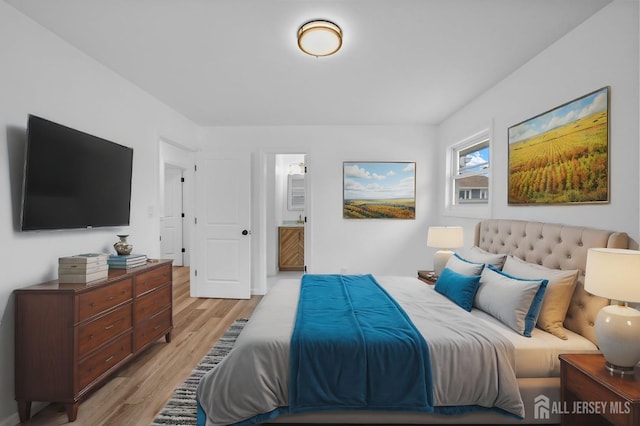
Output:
(297, 19), (342, 57)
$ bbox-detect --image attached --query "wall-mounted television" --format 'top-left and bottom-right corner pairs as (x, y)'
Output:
(21, 115), (134, 231)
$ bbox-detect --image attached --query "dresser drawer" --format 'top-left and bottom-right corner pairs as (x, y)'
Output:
(77, 304), (132, 359)
(78, 333), (131, 391)
(135, 265), (171, 297)
(563, 361), (629, 425)
(134, 308), (172, 352)
(135, 285), (171, 324)
(78, 279), (132, 322)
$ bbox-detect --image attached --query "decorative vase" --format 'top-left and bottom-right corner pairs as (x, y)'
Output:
(114, 234), (133, 255)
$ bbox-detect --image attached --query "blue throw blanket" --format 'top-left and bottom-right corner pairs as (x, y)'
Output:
(289, 274), (434, 413)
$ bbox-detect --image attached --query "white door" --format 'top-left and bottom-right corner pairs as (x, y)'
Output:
(161, 166), (184, 266)
(193, 152), (251, 299)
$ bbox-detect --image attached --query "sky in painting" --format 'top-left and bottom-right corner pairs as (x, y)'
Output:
(508, 87), (608, 144)
(344, 162), (415, 200)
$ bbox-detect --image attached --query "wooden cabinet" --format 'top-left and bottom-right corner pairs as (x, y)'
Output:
(279, 226), (304, 271)
(14, 260), (173, 423)
(559, 353), (640, 426)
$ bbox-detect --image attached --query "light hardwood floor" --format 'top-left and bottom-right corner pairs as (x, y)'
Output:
(23, 266), (261, 426)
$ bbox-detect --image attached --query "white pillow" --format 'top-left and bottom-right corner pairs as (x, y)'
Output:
(502, 256), (578, 340)
(463, 246), (507, 270)
(444, 253), (484, 276)
(474, 266), (548, 337)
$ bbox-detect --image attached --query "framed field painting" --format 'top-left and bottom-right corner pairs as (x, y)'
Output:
(343, 161), (416, 219)
(508, 86), (609, 205)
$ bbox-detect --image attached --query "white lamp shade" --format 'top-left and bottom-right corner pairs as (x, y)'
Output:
(297, 20), (342, 57)
(427, 226), (464, 249)
(585, 248), (640, 303)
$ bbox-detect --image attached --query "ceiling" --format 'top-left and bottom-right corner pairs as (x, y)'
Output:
(6, 0), (613, 126)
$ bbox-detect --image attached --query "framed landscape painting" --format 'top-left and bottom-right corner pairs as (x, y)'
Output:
(508, 86), (609, 205)
(343, 161), (416, 219)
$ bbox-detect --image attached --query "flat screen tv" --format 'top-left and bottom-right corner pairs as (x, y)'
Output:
(21, 115), (134, 231)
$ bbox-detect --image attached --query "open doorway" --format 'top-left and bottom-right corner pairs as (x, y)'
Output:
(159, 139), (194, 269)
(266, 153), (306, 289)
(161, 165), (184, 265)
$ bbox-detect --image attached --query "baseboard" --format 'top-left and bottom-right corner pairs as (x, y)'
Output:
(0, 401), (47, 426)
(0, 411), (19, 426)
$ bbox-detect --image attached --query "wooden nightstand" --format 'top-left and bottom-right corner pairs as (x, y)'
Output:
(559, 353), (640, 426)
(417, 270), (437, 285)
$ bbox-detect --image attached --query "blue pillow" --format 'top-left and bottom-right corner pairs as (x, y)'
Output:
(434, 267), (481, 311)
(474, 265), (548, 337)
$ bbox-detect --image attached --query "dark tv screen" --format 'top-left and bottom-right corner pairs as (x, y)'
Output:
(21, 115), (133, 231)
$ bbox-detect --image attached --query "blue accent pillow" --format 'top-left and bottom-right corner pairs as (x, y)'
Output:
(474, 265), (548, 337)
(434, 267), (481, 312)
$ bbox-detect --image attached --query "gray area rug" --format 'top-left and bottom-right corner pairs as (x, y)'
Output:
(151, 318), (248, 425)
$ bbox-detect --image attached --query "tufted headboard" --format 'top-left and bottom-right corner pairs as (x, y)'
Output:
(474, 219), (628, 345)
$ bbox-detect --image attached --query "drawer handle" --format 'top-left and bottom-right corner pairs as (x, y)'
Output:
(104, 317), (125, 330)
(89, 302), (95, 307)
(107, 296), (115, 301)
(105, 355), (114, 363)
(153, 325), (161, 330)
(89, 334), (94, 340)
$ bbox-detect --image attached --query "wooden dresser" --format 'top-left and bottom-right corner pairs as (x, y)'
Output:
(278, 226), (304, 271)
(14, 259), (173, 422)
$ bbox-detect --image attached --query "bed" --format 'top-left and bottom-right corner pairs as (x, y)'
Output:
(196, 219), (628, 425)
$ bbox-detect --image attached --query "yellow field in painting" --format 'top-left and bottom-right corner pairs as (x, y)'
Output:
(344, 199), (415, 219)
(508, 111), (608, 204)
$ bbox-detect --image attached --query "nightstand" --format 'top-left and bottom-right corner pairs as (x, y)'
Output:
(559, 353), (640, 426)
(417, 270), (437, 285)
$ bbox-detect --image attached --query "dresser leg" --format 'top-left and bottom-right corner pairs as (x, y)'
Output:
(65, 402), (79, 422)
(165, 331), (172, 343)
(17, 400), (31, 422)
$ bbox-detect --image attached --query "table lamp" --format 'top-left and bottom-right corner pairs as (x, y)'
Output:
(427, 226), (464, 276)
(584, 248), (640, 375)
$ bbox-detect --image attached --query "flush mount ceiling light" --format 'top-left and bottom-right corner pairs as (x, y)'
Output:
(297, 19), (342, 57)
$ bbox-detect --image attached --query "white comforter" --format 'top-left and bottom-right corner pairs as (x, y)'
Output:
(196, 276), (524, 425)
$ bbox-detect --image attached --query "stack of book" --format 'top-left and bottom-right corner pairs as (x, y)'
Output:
(108, 253), (147, 269)
(58, 253), (109, 284)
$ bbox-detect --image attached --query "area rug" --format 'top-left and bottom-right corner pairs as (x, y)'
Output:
(151, 318), (248, 425)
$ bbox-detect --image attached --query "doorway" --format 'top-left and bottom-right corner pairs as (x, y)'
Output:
(160, 165), (184, 265)
(266, 153), (307, 289)
(159, 139), (194, 269)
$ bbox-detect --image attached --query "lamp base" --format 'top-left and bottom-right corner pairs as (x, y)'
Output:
(604, 361), (635, 376)
(433, 249), (455, 276)
(594, 304), (640, 375)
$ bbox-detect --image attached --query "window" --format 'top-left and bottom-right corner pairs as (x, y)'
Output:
(445, 129), (491, 216)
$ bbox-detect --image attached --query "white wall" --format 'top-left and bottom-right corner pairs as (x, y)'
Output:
(201, 125), (439, 292)
(436, 0), (639, 247)
(1, 0), (636, 424)
(0, 3), (200, 424)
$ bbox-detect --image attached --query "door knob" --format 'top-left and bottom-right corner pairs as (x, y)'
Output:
(242, 229), (250, 235)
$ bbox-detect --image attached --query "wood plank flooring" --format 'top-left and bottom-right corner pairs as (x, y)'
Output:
(23, 266), (261, 426)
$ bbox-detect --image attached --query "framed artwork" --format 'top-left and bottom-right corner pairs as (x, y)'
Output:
(343, 161), (416, 219)
(508, 86), (609, 205)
